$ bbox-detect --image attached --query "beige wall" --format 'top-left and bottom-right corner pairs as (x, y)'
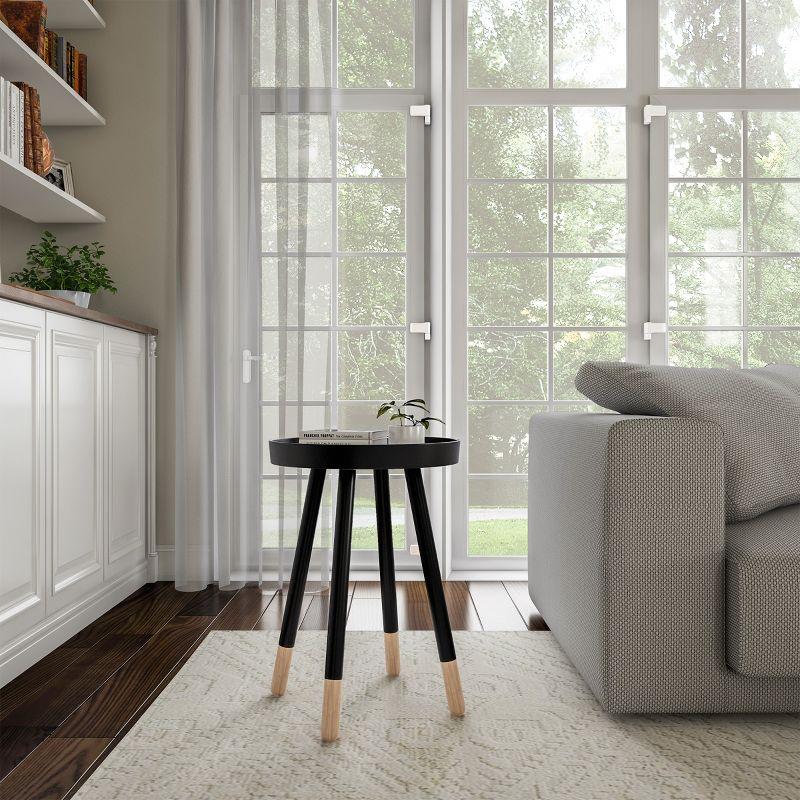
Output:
(0, 0), (179, 547)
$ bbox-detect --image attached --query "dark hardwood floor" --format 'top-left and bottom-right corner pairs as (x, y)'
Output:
(0, 580), (547, 800)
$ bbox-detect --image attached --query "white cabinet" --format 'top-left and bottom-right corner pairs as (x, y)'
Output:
(46, 314), (105, 614)
(0, 303), (46, 644)
(104, 326), (146, 579)
(0, 297), (154, 684)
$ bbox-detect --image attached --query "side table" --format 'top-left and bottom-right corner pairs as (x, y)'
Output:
(267, 436), (463, 741)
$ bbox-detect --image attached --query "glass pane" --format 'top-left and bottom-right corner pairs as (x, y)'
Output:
(469, 184), (548, 252)
(262, 257), (332, 327)
(338, 402), (390, 432)
(262, 478), (304, 548)
(748, 330), (800, 366)
(338, 330), (405, 400)
(553, 0), (626, 87)
(262, 474), (334, 550)
(337, 0), (413, 88)
(553, 258), (626, 326)
(262, 182), (332, 252)
(668, 257), (741, 326)
(468, 478), (527, 556)
(659, 0), (740, 87)
(469, 106), (547, 179)
(468, 258), (548, 326)
(468, 0), (548, 88)
(748, 258), (800, 326)
(338, 256), (405, 325)
(554, 107), (626, 179)
(337, 183), (405, 252)
(553, 331), (625, 400)
(262, 405), (331, 474)
(748, 112), (800, 178)
(469, 405), (544, 473)
(261, 331), (331, 402)
(747, 183), (800, 252)
(669, 330), (742, 368)
(468, 331), (548, 400)
(668, 112), (742, 178)
(262, 115), (332, 178)
(337, 112), (405, 178)
(256, 0), (333, 88)
(352, 477), (406, 550)
(746, 0), (800, 88)
(553, 184), (626, 253)
(668, 182), (741, 252)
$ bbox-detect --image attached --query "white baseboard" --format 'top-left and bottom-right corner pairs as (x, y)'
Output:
(154, 546), (527, 584)
(0, 564), (149, 686)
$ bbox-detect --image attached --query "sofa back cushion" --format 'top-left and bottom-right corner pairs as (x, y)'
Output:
(575, 362), (800, 522)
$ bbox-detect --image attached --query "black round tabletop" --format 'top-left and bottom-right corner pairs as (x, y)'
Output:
(268, 436), (460, 470)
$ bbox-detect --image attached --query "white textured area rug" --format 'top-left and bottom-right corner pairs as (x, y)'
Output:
(73, 631), (800, 800)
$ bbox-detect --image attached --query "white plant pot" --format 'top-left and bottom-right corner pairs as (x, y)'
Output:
(40, 290), (92, 308)
(389, 425), (426, 444)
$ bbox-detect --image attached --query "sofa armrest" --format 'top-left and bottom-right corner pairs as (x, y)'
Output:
(528, 413), (726, 712)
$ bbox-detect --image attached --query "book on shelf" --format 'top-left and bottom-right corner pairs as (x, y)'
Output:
(1, 79), (51, 176)
(0, 77), (23, 164)
(299, 429), (390, 445)
(0, 1), (47, 58)
(0, 1), (90, 102)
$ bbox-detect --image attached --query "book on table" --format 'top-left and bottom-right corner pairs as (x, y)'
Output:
(299, 429), (389, 445)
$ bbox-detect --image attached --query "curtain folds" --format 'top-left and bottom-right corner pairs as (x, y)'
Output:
(175, 0), (259, 590)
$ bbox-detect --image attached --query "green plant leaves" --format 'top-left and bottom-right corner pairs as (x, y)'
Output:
(6, 231), (117, 294)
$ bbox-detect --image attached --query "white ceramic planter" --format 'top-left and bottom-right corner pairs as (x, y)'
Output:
(389, 425), (426, 444)
(40, 290), (92, 308)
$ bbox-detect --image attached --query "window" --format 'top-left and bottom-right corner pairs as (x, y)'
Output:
(660, 0), (800, 88)
(256, 1), (799, 576)
(656, 107), (800, 367)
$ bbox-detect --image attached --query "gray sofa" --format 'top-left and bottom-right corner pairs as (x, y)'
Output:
(528, 412), (800, 713)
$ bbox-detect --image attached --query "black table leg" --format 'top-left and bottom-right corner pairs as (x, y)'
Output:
(322, 469), (356, 741)
(374, 469), (400, 676)
(270, 468), (326, 697)
(405, 467), (465, 717)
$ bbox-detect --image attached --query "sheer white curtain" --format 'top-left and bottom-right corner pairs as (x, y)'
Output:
(259, 0), (335, 587)
(175, 0), (259, 590)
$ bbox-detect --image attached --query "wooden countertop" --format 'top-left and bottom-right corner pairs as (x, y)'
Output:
(0, 284), (158, 336)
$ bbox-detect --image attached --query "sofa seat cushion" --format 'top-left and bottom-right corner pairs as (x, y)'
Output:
(726, 504), (800, 677)
(575, 361), (800, 522)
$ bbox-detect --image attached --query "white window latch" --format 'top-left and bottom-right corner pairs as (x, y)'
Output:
(409, 322), (431, 340)
(410, 104), (431, 125)
(643, 322), (668, 340)
(242, 348), (263, 384)
(643, 104), (667, 125)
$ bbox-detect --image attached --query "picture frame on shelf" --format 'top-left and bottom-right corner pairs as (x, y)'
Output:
(44, 159), (74, 195)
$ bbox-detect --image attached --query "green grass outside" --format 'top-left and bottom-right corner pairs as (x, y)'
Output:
(265, 516), (528, 556)
(468, 518), (527, 556)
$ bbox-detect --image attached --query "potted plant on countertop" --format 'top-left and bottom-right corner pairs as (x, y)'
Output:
(377, 398), (444, 444)
(6, 231), (116, 309)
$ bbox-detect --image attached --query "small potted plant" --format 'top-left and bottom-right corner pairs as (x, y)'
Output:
(6, 231), (117, 309)
(377, 398), (443, 444)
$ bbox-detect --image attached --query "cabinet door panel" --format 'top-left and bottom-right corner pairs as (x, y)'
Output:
(105, 327), (146, 576)
(47, 314), (103, 612)
(0, 301), (46, 646)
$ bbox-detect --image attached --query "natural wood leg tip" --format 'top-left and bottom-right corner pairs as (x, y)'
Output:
(321, 679), (342, 742)
(441, 659), (465, 717)
(384, 632), (400, 677)
(271, 645), (293, 696)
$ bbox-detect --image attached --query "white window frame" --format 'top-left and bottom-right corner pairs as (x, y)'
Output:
(445, 0), (653, 573)
(648, 92), (800, 366)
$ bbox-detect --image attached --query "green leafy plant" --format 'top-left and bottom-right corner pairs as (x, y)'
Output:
(7, 231), (117, 295)
(376, 398), (444, 430)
